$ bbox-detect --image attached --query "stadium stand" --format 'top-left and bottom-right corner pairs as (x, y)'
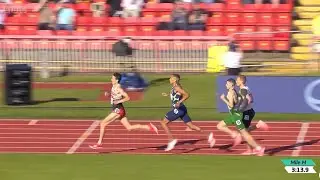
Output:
(291, 0), (320, 60)
(0, 0), (293, 52)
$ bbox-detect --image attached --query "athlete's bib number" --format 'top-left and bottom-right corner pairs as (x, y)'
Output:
(114, 108), (120, 113)
(244, 115), (250, 121)
(173, 109), (179, 114)
(235, 120), (242, 126)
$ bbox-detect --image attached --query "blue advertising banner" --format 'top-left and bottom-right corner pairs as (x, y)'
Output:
(216, 76), (320, 113)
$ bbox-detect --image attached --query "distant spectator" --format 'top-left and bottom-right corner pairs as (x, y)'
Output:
(159, 0), (174, 2)
(198, 0), (215, 3)
(169, 2), (188, 30)
(251, 0), (286, 4)
(107, 0), (122, 17)
(91, 2), (106, 17)
(188, 3), (208, 31)
(37, 0), (55, 30)
(56, 3), (75, 31)
(121, 0), (144, 18)
(0, 0), (12, 30)
(0, 9), (4, 30)
(224, 41), (243, 76)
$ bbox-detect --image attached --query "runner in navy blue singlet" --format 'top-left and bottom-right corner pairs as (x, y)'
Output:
(160, 74), (214, 152)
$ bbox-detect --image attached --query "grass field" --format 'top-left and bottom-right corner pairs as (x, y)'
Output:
(0, 73), (319, 120)
(0, 154), (319, 180)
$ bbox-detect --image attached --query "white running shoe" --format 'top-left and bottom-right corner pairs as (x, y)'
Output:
(208, 132), (216, 148)
(165, 139), (178, 151)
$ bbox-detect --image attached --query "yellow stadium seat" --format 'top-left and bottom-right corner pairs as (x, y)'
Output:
(293, 20), (312, 26)
(291, 53), (319, 60)
(298, 0), (320, 6)
(297, 12), (320, 19)
(296, 25), (312, 31)
(292, 33), (313, 40)
(295, 7), (320, 13)
(296, 39), (312, 46)
(291, 46), (312, 53)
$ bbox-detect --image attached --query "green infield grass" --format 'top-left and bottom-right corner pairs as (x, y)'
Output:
(0, 154), (319, 180)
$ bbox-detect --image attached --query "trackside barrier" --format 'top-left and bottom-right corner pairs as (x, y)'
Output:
(0, 36), (230, 73)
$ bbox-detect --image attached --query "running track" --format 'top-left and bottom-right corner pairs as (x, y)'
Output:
(0, 119), (319, 156)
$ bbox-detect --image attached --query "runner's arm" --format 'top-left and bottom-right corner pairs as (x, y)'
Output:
(221, 92), (235, 108)
(115, 88), (130, 103)
(175, 86), (189, 104)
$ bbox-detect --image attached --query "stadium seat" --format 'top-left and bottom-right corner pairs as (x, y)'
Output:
(89, 28), (108, 36)
(73, 30), (89, 36)
(274, 41), (289, 51)
(106, 27), (122, 36)
(202, 3), (225, 12)
(75, 2), (91, 12)
(158, 12), (171, 21)
(172, 30), (187, 36)
(56, 30), (72, 36)
(274, 13), (291, 25)
(142, 11), (157, 17)
(274, 4), (292, 12)
(226, 0), (242, 12)
(145, 3), (173, 11)
(108, 17), (123, 26)
(189, 30), (204, 36)
(77, 16), (90, 26)
(239, 41), (255, 51)
(207, 13), (225, 25)
(123, 17), (140, 26)
(140, 17), (157, 26)
(243, 4), (259, 12)
(257, 40), (272, 51)
(225, 26), (240, 36)
(5, 26), (21, 35)
(123, 26), (138, 36)
(21, 14), (39, 26)
(226, 13), (241, 25)
(22, 26), (37, 35)
(274, 26), (290, 40)
(5, 16), (21, 26)
(37, 30), (53, 36)
(258, 13), (274, 25)
(91, 17), (108, 26)
(156, 30), (170, 36)
(242, 13), (257, 25)
(238, 26), (256, 40)
(258, 4), (276, 13)
(206, 26), (224, 36)
(140, 26), (156, 36)
(77, 26), (89, 32)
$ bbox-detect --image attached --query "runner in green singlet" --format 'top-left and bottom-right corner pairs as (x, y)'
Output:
(208, 78), (265, 156)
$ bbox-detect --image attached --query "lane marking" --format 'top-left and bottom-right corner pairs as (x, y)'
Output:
(66, 120), (100, 154)
(292, 122), (310, 157)
(28, 120), (38, 125)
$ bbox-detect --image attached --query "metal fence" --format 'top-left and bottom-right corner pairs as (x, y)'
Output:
(0, 39), (231, 73)
(0, 32), (317, 74)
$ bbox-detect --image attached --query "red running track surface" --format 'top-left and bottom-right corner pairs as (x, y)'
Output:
(0, 119), (319, 156)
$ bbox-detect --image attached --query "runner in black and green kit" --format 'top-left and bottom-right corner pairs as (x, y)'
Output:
(208, 78), (265, 156)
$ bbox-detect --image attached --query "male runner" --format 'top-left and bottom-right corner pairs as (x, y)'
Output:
(236, 75), (269, 155)
(89, 73), (158, 149)
(208, 78), (265, 156)
(161, 74), (214, 151)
